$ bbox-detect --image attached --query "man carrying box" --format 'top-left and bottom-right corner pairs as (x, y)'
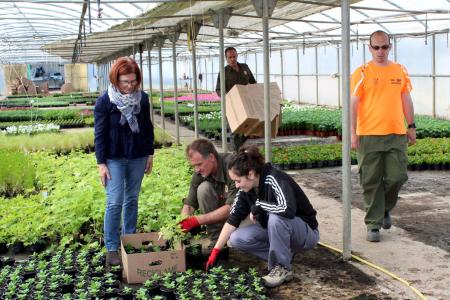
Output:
(179, 139), (237, 252)
(216, 47), (257, 151)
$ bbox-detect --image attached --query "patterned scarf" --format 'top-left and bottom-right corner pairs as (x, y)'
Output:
(108, 84), (142, 133)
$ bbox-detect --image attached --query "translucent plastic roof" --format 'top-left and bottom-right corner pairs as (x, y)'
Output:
(2, 0), (450, 64)
(0, 0), (159, 64)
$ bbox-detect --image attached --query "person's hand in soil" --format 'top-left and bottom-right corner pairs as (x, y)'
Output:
(205, 247), (221, 271)
(179, 216), (200, 232)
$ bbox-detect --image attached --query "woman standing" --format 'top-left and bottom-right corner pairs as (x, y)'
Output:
(206, 145), (319, 288)
(94, 57), (154, 266)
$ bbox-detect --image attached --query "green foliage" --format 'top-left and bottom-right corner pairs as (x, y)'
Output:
(271, 143), (352, 165)
(271, 138), (450, 167)
(0, 146), (192, 247)
(280, 105), (341, 133)
(0, 108), (87, 122)
(1, 95), (97, 108)
(407, 137), (450, 165)
(0, 129), (95, 154)
(0, 150), (36, 198)
(415, 115), (450, 138)
(0, 127), (173, 154)
(153, 101), (221, 118)
(138, 146), (192, 232)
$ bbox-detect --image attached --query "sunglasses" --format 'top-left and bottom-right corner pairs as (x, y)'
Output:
(371, 44), (390, 51)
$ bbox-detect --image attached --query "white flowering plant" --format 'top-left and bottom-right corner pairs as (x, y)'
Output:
(3, 123), (60, 135)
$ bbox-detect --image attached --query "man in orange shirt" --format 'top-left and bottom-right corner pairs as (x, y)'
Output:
(351, 30), (416, 242)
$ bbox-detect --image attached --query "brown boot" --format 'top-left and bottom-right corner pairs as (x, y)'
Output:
(106, 251), (121, 266)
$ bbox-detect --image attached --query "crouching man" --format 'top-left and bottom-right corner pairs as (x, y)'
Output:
(179, 139), (237, 249)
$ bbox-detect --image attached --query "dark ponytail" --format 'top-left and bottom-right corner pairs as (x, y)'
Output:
(227, 145), (265, 177)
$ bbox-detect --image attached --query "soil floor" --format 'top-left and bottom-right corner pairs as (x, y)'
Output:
(154, 115), (449, 300)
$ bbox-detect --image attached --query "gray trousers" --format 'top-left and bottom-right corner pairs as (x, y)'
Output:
(229, 213), (319, 271)
(197, 181), (226, 242)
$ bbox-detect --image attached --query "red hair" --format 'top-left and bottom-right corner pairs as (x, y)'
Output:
(109, 57), (142, 90)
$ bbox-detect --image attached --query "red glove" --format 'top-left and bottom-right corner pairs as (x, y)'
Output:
(205, 248), (221, 271)
(179, 216), (200, 232)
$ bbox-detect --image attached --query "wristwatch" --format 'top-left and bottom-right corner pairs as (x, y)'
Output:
(407, 123), (416, 129)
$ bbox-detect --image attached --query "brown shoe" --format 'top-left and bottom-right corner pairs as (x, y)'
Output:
(106, 251), (121, 266)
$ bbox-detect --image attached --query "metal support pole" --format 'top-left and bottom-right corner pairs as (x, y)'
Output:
(102, 63), (105, 90)
(254, 52), (258, 81)
(297, 46), (301, 104)
(204, 58), (208, 92)
(218, 9), (228, 152)
(147, 48), (154, 122)
(172, 38), (180, 145)
(139, 44), (144, 90)
(362, 43), (366, 64)
(102, 64), (105, 91)
(263, 0), (271, 162)
(432, 33), (436, 117)
(393, 37), (397, 62)
(192, 40), (199, 138)
(341, 0), (352, 261)
(280, 49), (284, 100)
(315, 46), (319, 105)
(158, 45), (165, 132)
(337, 46), (341, 108)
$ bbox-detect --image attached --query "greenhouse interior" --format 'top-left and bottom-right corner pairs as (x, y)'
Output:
(0, 0), (449, 299)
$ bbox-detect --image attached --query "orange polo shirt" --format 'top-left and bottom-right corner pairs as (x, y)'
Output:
(351, 61), (412, 135)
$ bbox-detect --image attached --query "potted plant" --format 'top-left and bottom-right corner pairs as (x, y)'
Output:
(109, 264), (123, 279)
(60, 273), (74, 294)
(135, 287), (150, 300)
(159, 272), (176, 300)
(143, 273), (160, 296)
(119, 286), (134, 300)
(103, 272), (120, 289)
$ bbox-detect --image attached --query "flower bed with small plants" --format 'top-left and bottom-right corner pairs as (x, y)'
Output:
(270, 138), (450, 171)
(1, 95), (97, 108)
(0, 247), (268, 300)
(152, 101), (221, 119)
(171, 103), (450, 139)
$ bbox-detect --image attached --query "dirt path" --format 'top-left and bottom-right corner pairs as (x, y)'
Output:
(151, 118), (450, 299)
(289, 167), (450, 300)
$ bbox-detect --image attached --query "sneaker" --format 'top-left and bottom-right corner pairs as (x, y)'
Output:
(262, 265), (293, 288)
(366, 229), (380, 242)
(106, 251), (121, 266)
(382, 211), (392, 230)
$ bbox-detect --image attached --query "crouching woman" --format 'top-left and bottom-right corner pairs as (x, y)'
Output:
(205, 145), (319, 288)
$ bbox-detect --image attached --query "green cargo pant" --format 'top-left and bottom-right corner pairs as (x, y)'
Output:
(197, 181), (226, 242)
(357, 135), (408, 230)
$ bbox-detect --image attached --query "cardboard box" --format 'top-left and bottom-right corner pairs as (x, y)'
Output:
(226, 82), (282, 136)
(120, 232), (185, 284)
(247, 113), (281, 138)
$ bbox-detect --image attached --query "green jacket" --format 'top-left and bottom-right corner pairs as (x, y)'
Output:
(184, 153), (237, 209)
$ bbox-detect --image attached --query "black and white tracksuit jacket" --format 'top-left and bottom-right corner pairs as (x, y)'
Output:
(227, 163), (318, 230)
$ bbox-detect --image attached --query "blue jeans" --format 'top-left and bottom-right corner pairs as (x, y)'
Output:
(104, 157), (147, 251)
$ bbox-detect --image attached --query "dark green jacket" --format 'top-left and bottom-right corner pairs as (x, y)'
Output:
(184, 153), (237, 209)
(215, 62), (256, 96)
